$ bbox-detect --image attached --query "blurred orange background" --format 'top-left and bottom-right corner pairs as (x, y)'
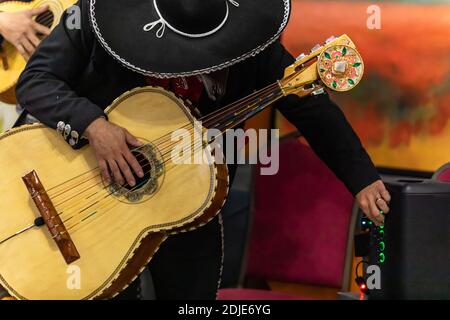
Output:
(280, 0), (450, 172)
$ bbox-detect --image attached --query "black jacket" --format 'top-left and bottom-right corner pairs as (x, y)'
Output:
(16, 0), (379, 196)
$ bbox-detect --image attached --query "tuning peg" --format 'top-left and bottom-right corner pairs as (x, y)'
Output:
(312, 88), (325, 95)
(310, 44), (322, 53)
(296, 53), (306, 61)
(325, 36), (336, 44)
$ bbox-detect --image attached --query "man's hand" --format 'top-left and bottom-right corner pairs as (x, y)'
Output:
(355, 180), (391, 226)
(0, 6), (51, 61)
(85, 118), (144, 187)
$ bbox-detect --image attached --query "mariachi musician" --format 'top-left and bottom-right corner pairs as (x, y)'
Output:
(13, 0), (391, 299)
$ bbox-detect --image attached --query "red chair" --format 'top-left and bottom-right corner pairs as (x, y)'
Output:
(432, 162), (450, 182)
(218, 136), (356, 300)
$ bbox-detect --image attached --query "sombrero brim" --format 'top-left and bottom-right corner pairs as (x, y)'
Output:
(89, 0), (291, 78)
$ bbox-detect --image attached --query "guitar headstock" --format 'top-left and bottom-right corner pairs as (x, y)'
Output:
(279, 34), (364, 97)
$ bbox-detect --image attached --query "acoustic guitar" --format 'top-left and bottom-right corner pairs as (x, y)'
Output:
(0, 0), (76, 104)
(0, 35), (364, 299)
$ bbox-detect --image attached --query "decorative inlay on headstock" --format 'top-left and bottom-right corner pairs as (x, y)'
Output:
(279, 34), (364, 97)
(317, 45), (364, 92)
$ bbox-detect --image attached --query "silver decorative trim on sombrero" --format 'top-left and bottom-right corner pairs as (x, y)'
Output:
(89, 0), (291, 78)
(143, 0), (239, 38)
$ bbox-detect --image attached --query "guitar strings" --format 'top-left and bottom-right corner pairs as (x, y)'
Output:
(58, 88), (283, 227)
(46, 82), (281, 201)
(36, 17), (53, 28)
(35, 16), (54, 28)
(65, 90), (284, 234)
(58, 88), (283, 229)
(49, 99), (276, 216)
(34, 10), (54, 26)
(43, 82), (282, 227)
(0, 86), (283, 246)
(54, 86), (283, 226)
(49, 85), (283, 228)
(47, 82), (280, 198)
(55, 84), (280, 210)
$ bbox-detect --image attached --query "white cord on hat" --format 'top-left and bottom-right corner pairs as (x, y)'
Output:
(143, 0), (239, 38)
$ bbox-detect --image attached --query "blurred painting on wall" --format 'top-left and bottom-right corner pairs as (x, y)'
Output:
(280, 0), (450, 172)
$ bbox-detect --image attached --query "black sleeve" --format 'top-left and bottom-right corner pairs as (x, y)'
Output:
(256, 40), (380, 196)
(16, 0), (105, 148)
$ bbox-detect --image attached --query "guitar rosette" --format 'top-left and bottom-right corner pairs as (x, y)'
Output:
(108, 143), (165, 203)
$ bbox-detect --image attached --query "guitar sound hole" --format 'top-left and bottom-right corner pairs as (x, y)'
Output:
(35, 10), (54, 29)
(124, 151), (152, 191)
(107, 143), (165, 203)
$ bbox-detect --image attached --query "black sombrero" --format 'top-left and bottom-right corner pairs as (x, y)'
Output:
(89, 0), (291, 78)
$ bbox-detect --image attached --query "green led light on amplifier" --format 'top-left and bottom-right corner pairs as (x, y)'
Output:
(379, 253), (385, 264)
(379, 241), (385, 251)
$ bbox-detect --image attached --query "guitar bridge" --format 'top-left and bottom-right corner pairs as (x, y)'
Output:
(22, 170), (80, 264)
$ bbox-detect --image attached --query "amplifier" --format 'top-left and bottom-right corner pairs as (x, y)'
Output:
(362, 176), (450, 300)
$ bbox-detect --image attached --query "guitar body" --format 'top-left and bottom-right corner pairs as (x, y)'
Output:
(0, 87), (229, 299)
(0, 0), (76, 104)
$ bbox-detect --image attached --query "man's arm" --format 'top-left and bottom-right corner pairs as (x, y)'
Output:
(256, 40), (390, 225)
(16, 0), (143, 187)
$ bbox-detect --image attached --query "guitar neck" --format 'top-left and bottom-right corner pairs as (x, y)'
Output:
(204, 82), (284, 134)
